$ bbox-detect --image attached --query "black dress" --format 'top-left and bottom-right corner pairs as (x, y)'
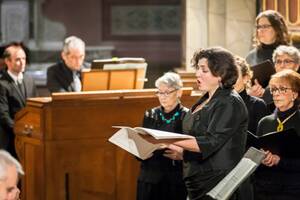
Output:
(182, 88), (249, 200)
(136, 104), (188, 200)
(254, 105), (300, 200)
(239, 89), (269, 134)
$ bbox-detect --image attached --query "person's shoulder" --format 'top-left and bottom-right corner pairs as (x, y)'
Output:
(47, 61), (63, 72)
(259, 113), (276, 123)
(246, 47), (258, 65)
(246, 48), (257, 58)
(249, 95), (267, 106)
(213, 89), (245, 108)
(0, 71), (11, 84)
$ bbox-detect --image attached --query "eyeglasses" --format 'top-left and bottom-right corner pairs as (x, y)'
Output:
(256, 24), (272, 30)
(270, 86), (293, 94)
(155, 89), (178, 97)
(275, 59), (295, 65)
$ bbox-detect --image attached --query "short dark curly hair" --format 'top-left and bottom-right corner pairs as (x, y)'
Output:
(191, 47), (238, 89)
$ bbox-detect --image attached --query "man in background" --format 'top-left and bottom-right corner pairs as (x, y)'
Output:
(46, 36), (90, 93)
(0, 44), (37, 158)
(0, 150), (24, 200)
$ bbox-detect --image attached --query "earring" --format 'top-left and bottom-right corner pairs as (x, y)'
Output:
(219, 81), (223, 89)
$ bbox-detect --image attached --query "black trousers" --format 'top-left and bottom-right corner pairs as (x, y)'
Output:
(136, 180), (187, 200)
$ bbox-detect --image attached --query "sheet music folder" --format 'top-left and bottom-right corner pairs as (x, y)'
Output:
(251, 60), (275, 88)
(206, 147), (265, 200)
(91, 57), (146, 69)
(108, 126), (194, 160)
(247, 129), (300, 158)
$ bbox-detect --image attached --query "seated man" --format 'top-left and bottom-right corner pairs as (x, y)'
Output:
(0, 44), (37, 158)
(47, 36), (90, 93)
(0, 150), (24, 200)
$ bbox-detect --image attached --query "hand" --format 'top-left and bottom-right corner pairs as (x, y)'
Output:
(248, 79), (265, 97)
(261, 150), (280, 167)
(163, 144), (183, 160)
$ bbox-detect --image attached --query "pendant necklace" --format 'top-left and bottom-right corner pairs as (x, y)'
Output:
(276, 111), (297, 132)
(159, 111), (180, 124)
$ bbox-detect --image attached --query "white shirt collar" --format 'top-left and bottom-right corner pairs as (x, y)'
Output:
(7, 70), (23, 84)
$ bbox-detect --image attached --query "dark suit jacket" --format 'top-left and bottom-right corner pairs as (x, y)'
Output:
(0, 70), (37, 157)
(46, 61), (90, 93)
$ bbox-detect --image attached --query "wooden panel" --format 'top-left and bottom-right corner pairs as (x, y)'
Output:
(15, 136), (44, 200)
(82, 68), (146, 91)
(14, 88), (199, 200)
(82, 70), (109, 91)
(14, 106), (45, 140)
(109, 70), (136, 89)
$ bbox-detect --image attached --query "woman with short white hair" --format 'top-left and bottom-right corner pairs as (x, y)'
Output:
(136, 72), (188, 200)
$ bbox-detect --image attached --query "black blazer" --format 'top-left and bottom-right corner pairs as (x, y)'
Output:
(182, 89), (249, 199)
(0, 70), (37, 156)
(46, 61), (90, 93)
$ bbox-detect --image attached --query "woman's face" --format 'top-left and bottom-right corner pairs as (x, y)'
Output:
(156, 83), (180, 112)
(274, 54), (299, 72)
(257, 17), (277, 45)
(196, 58), (220, 94)
(270, 80), (298, 111)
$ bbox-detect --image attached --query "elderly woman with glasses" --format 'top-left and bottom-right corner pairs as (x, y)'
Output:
(246, 10), (289, 97)
(254, 69), (300, 200)
(259, 45), (300, 112)
(136, 72), (188, 200)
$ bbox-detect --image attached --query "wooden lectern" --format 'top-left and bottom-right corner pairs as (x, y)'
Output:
(81, 68), (146, 91)
(81, 58), (147, 91)
(14, 88), (199, 200)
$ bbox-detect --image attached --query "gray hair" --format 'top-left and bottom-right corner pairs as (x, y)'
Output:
(0, 150), (24, 181)
(62, 36), (85, 54)
(155, 72), (183, 89)
(273, 45), (300, 64)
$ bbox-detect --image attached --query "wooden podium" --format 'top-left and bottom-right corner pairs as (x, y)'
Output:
(81, 58), (147, 91)
(14, 88), (199, 200)
(81, 68), (146, 91)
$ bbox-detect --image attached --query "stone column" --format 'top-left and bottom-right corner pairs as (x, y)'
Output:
(1, 0), (29, 43)
(225, 0), (256, 57)
(183, 0), (208, 71)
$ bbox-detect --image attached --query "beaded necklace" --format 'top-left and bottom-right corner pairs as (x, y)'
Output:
(159, 111), (180, 124)
(276, 110), (297, 132)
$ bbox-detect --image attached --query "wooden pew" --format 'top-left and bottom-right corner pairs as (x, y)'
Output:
(176, 69), (197, 90)
(14, 88), (199, 200)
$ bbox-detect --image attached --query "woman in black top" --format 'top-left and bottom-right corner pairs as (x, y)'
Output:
(136, 72), (188, 200)
(234, 56), (269, 134)
(246, 10), (289, 97)
(254, 69), (300, 200)
(157, 47), (250, 200)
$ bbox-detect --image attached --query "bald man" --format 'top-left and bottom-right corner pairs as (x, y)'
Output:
(0, 44), (37, 158)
